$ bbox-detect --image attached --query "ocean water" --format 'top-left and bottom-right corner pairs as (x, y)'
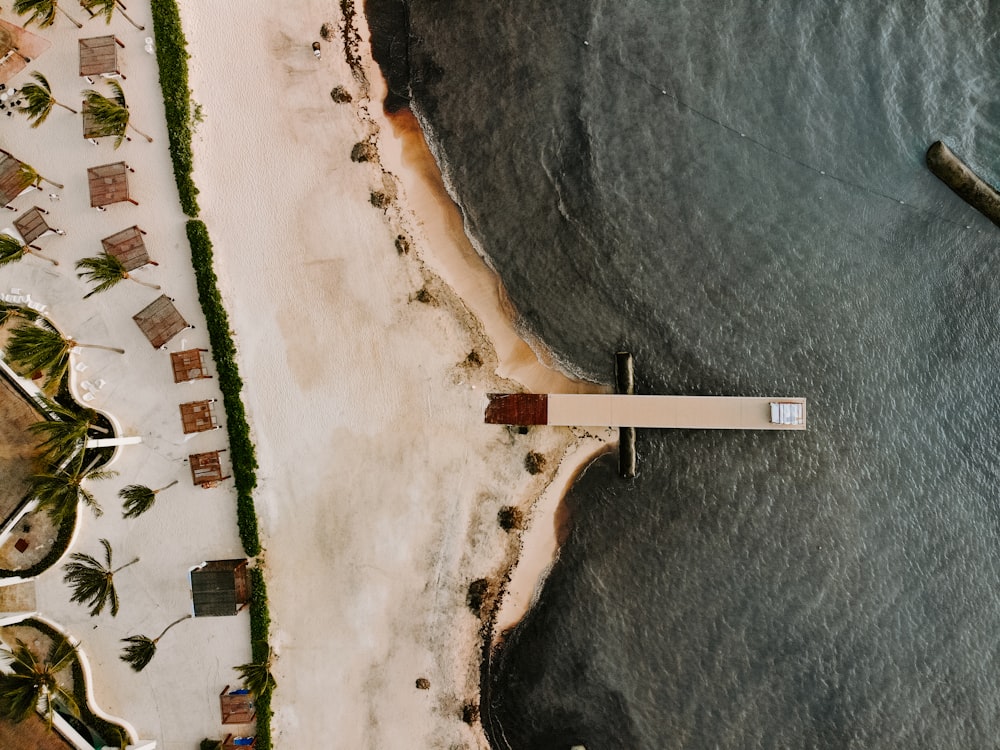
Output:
(373, 1), (1000, 747)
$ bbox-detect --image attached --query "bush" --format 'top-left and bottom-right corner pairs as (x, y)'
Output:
(524, 451), (547, 475)
(330, 85), (352, 103)
(351, 141), (376, 162)
(370, 190), (391, 210)
(466, 578), (489, 614)
(497, 505), (523, 531)
(248, 567), (272, 750)
(186, 220), (260, 556)
(394, 234), (410, 254)
(200, 741), (223, 750)
(150, 0), (200, 217)
(461, 702), (480, 725)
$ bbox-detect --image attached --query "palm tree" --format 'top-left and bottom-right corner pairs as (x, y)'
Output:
(0, 234), (58, 267)
(120, 479), (178, 519)
(234, 645), (276, 699)
(0, 636), (78, 726)
(62, 538), (138, 617)
(28, 397), (107, 466)
(82, 0), (144, 30)
(17, 71), (78, 127)
(17, 160), (64, 191)
(82, 81), (153, 148)
(4, 321), (124, 391)
(29, 454), (117, 522)
(120, 615), (191, 672)
(76, 252), (160, 298)
(12, 0), (82, 28)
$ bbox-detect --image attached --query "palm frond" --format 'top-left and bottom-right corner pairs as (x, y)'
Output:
(120, 484), (156, 518)
(62, 538), (120, 616)
(13, 0), (57, 28)
(0, 235), (28, 267)
(119, 635), (156, 672)
(76, 253), (127, 297)
(17, 71), (55, 127)
(3, 322), (71, 390)
(82, 87), (129, 148)
(28, 396), (98, 465)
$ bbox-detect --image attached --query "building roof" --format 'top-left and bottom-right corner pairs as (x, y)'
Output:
(0, 149), (31, 208)
(0, 711), (74, 750)
(189, 450), (227, 487)
(170, 348), (211, 383)
(87, 162), (133, 207)
(101, 225), (149, 271)
(180, 400), (217, 434)
(132, 294), (188, 349)
(12, 206), (52, 245)
(78, 35), (122, 77)
(191, 559), (249, 617)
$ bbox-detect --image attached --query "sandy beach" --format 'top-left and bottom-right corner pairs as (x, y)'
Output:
(180, 1), (611, 747)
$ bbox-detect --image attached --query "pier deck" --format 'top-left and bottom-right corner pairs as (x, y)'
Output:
(486, 393), (806, 430)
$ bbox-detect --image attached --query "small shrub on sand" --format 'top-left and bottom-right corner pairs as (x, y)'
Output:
(461, 702), (480, 725)
(370, 190), (391, 210)
(415, 677), (430, 690)
(201, 740), (223, 750)
(351, 141), (377, 162)
(464, 350), (483, 367)
(524, 451), (547, 475)
(498, 505), (524, 531)
(466, 578), (489, 614)
(320, 22), (335, 41)
(414, 287), (433, 304)
(330, 86), (352, 103)
(395, 234), (410, 254)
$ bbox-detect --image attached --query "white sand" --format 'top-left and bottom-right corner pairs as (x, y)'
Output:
(1, 1), (613, 747)
(180, 1), (613, 748)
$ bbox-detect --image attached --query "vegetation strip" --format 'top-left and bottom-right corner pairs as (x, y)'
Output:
(152, 5), (271, 748)
(186, 219), (261, 557)
(149, 0), (200, 217)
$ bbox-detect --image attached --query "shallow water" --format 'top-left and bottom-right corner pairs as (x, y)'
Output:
(394, 0), (1000, 746)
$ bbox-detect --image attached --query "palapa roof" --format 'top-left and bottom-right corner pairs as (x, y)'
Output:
(220, 687), (257, 724)
(0, 149), (31, 208)
(180, 399), (217, 434)
(189, 450), (227, 487)
(78, 35), (122, 77)
(0, 711), (74, 750)
(102, 225), (149, 270)
(191, 559), (249, 617)
(171, 348), (211, 383)
(87, 162), (132, 207)
(12, 206), (51, 245)
(132, 294), (188, 349)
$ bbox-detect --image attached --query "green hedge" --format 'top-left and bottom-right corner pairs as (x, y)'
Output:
(150, 0), (200, 217)
(249, 566), (272, 750)
(19, 619), (130, 749)
(186, 220), (260, 556)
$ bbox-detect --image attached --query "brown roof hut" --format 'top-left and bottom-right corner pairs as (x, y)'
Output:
(88, 162), (137, 208)
(78, 35), (125, 79)
(13, 206), (61, 246)
(132, 294), (190, 349)
(220, 685), (256, 724)
(180, 399), (219, 434)
(189, 449), (230, 488)
(0, 150), (33, 209)
(190, 559), (250, 617)
(171, 348), (212, 383)
(0, 18), (52, 86)
(102, 225), (152, 271)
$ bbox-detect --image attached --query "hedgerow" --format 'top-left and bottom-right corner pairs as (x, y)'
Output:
(150, 0), (200, 217)
(249, 566), (272, 750)
(185, 220), (260, 556)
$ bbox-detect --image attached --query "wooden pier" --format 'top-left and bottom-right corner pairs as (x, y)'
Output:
(485, 393), (806, 430)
